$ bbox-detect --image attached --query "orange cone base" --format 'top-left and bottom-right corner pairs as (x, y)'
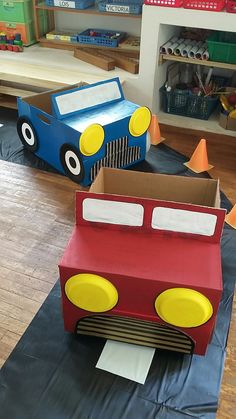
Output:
(152, 136), (166, 145)
(225, 205), (236, 229)
(184, 161), (214, 174)
(225, 217), (236, 229)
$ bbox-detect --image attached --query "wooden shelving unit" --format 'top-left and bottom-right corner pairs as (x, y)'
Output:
(159, 54), (236, 71)
(33, 1), (142, 50)
(137, 6), (236, 136)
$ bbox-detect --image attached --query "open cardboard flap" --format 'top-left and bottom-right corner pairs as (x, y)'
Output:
(90, 167), (220, 207)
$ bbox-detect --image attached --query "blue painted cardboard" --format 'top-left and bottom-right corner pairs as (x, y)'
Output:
(17, 78), (151, 186)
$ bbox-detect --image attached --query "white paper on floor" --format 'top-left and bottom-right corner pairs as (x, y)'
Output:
(96, 340), (156, 384)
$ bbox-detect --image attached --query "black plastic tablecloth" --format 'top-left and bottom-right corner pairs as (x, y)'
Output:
(0, 107), (235, 419)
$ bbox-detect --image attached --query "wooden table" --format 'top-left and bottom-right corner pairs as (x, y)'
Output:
(0, 160), (234, 418)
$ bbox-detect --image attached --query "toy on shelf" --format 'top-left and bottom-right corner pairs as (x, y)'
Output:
(17, 78), (152, 186)
(59, 167), (226, 356)
(219, 88), (236, 131)
(0, 33), (23, 52)
(78, 29), (127, 48)
(160, 36), (209, 60)
(46, 30), (78, 43)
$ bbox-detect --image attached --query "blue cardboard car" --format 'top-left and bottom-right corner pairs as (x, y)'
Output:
(17, 78), (152, 186)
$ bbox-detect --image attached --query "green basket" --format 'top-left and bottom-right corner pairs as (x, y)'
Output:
(207, 32), (236, 64)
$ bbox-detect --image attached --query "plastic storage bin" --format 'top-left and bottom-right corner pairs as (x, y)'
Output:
(0, 0), (33, 23)
(45, 0), (94, 9)
(98, 0), (143, 14)
(183, 0), (225, 10)
(207, 32), (236, 64)
(226, 0), (236, 12)
(144, 0), (183, 7)
(77, 29), (126, 47)
(160, 86), (219, 120)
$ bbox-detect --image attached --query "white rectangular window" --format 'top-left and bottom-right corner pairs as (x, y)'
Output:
(55, 81), (121, 116)
(152, 207), (216, 236)
(83, 198), (144, 226)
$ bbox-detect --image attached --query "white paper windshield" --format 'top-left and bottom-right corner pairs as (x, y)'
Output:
(83, 198), (144, 226)
(152, 207), (217, 236)
(55, 81), (121, 116)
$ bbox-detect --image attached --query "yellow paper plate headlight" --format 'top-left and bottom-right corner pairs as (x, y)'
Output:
(129, 107), (151, 137)
(155, 288), (213, 328)
(65, 273), (118, 312)
(80, 124), (104, 156)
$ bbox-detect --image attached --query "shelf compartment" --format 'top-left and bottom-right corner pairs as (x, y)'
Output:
(34, 2), (142, 17)
(158, 109), (236, 137)
(159, 54), (236, 71)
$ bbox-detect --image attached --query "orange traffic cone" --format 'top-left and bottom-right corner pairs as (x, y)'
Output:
(184, 138), (213, 173)
(225, 204), (236, 229)
(148, 115), (165, 145)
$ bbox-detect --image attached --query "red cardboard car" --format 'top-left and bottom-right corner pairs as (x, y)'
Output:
(59, 168), (225, 355)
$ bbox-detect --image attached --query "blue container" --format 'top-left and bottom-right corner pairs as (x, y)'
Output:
(98, 0), (143, 14)
(45, 0), (94, 10)
(77, 29), (126, 47)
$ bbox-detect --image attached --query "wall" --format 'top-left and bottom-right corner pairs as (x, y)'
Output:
(55, 12), (142, 36)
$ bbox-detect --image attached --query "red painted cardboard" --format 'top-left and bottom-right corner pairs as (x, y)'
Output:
(59, 168), (226, 355)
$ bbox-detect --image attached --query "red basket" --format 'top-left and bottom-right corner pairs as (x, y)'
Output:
(183, 0), (225, 10)
(226, 0), (236, 12)
(144, 0), (182, 7)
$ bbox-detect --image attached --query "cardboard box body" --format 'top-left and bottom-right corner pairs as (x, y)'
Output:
(17, 78), (150, 187)
(59, 168), (226, 355)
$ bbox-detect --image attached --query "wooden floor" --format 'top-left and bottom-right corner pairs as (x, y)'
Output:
(0, 162), (80, 367)
(0, 123), (235, 418)
(162, 124), (236, 204)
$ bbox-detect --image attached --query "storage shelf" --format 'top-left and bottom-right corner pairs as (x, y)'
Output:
(159, 110), (236, 137)
(159, 54), (236, 71)
(38, 36), (140, 56)
(35, 3), (142, 18)
(34, 2), (141, 55)
(138, 6), (236, 117)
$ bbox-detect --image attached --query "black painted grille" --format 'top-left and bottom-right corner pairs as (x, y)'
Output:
(90, 136), (141, 182)
(77, 315), (194, 354)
